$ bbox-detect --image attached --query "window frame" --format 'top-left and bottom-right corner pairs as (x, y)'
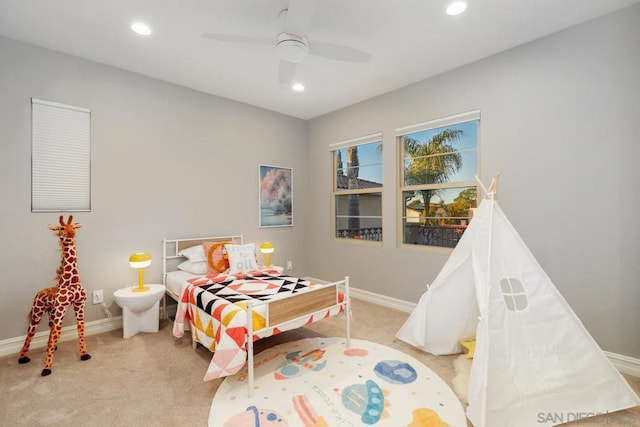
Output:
(330, 133), (383, 243)
(396, 110), (480, 249)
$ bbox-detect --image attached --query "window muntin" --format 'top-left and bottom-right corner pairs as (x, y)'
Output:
(335, 142), (383, 190)
(398, 114), (478, 248)
(332, 138), (382, 242)
(335, 194), (383, 241)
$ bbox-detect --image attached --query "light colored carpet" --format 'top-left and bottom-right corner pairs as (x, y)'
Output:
(1, 298), (638, 426)
(209, 337), (466, 426)
(452, 355), (471, 405)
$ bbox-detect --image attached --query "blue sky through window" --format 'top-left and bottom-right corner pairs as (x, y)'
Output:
(404, 120), (478, 184)
(337, 140), (383, 184)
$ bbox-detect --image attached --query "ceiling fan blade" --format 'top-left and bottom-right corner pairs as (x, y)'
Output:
(284, 0), (316, 36)
(309, 41), (372, 63)
(278, 61), (297, 84)
(203, 32), (273, 46)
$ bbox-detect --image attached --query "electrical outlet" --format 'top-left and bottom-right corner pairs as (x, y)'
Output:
(286, 260), (292, 270)
(92, 290), (103, 305)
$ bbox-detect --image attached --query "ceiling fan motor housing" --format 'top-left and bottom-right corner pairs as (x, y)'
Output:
(277, 32), (309, 63)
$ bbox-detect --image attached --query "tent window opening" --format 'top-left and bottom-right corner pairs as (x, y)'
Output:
(32, 98), (91, 212)
(500, 277), (528, 311)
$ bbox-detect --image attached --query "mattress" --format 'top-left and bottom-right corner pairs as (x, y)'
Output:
(165, 270), (199, 299)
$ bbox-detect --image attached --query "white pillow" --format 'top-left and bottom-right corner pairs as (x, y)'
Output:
(225, 243), (258, 274)
(178, 245), (206, 263)
(177, 260), (208, 275)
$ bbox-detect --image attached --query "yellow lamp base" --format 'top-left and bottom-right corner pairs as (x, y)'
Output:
(133, 269), (149, 292)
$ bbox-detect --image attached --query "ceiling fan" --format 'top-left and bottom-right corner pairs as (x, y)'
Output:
(202, 0), (372, 84)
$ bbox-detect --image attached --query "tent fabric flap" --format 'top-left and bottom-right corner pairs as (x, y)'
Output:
(395, 196), (489, 354)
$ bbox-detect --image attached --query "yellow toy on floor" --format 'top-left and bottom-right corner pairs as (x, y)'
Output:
(459, 339), (476, 359)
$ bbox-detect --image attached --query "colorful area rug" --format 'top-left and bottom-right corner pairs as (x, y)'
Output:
(209, 337), (466, 426)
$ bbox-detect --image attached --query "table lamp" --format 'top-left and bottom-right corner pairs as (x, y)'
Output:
(129, 252), (152, 292)
(259, 242), (275, 267)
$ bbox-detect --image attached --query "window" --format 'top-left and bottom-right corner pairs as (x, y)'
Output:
(397, 111), (479, 248)
(32, 98), (91, 212)
(331, 133), (383, 242)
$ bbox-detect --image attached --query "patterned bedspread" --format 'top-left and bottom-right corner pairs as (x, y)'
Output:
(172, 269), (344, 381)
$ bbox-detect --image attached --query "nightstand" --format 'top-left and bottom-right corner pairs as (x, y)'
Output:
(113, 284), (165, 339)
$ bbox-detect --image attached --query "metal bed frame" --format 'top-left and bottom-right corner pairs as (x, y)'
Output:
(162, 235), (351, 396)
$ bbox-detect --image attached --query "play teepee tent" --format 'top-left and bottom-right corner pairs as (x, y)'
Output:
(396, 176), (640, 427)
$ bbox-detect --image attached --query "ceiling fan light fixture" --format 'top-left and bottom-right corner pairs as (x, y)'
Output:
(131, 22), (151, 36)
(446, 1), (467, 16)
(277, 32), (309, 63)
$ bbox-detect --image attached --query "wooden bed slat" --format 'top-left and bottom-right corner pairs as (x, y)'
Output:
(176, 237), (238, 252)
(268, 286), (337, 326)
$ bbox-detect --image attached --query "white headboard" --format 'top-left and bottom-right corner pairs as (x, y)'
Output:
(162, 234), (243, 281)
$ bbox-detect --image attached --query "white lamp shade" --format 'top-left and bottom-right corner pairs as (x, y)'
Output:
(129, 252), (152, 269)
(260, 242), (275, 254)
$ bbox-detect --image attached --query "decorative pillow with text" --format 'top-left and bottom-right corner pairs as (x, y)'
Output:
(225, 243), (258, 274)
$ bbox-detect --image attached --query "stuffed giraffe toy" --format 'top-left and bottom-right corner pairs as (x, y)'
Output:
(18, 215), (91, 376)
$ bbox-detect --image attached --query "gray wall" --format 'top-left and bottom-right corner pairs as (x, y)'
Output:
(0, 36), (309, 340)
(2, 4), (639, 359)
(306, 5), (640, 358)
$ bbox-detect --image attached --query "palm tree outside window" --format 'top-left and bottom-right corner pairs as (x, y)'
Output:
(397, 111), (479, 248)
(331, 134), (383, 242)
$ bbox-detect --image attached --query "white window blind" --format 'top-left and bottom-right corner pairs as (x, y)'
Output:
(395, 110), (480, 136)
(328, 132), (382, 151)
(32, 98), (91, 212)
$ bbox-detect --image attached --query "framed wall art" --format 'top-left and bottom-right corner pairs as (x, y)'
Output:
(259, 164), (293, 228)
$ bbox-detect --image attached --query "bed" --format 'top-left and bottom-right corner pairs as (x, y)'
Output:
(162, 235), (350, 395)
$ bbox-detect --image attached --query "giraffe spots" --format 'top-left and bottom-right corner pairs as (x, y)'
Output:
(19, 217), (90, 375)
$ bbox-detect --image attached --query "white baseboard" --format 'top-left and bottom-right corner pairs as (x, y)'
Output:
(604, 351), (640, 378)
(3, 288), (638, 379)
(304, 276), (417, 314)
(309, 277), (640, 378)
(0, 304), (177, 358)
(0, 316), (123, 358)
(344, 285), (417, 313)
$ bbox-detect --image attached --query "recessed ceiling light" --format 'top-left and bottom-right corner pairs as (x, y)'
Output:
(131, 22), (151, 36)
(292, 83), (305, 92)
(446, 1), (467, 16)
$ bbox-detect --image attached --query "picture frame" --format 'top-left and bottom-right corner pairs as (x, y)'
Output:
(259, 164), (293, 228)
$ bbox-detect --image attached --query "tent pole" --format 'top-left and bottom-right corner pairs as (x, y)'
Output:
(479, 175), (498, 427)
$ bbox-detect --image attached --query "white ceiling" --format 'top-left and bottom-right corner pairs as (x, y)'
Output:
(1, 0), (638, 120)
